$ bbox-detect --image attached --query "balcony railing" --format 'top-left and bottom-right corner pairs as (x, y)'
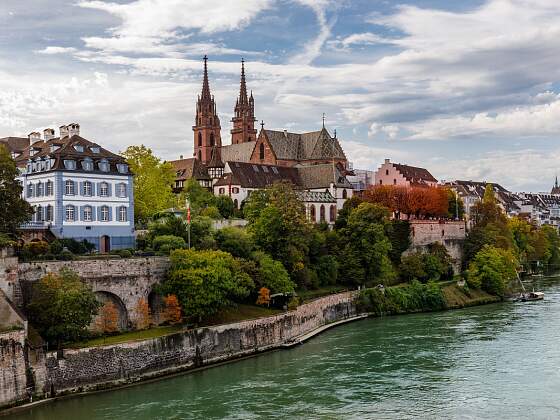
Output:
(19, 221), (52, 230)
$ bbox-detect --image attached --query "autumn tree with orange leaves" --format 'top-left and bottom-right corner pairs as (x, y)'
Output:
(95, 301), (119, 334)
(364, 185), (449, 219)
(135, 297), (152, 330)
(162, 294), (182, 325)
(256, 287), (271, 306)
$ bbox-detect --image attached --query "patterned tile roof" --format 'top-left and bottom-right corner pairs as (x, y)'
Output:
(296, 164), (352, 189)
(263, 128), (346, 161)
(295, 190), (336, 203)
(220, 142), (256, 163)
(393, 163), (438, 184)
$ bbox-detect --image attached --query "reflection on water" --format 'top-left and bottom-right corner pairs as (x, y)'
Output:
(8, 276), (560, 420)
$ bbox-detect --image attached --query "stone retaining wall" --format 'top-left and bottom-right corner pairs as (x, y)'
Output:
(44, 291), (359, 396)
(0, 330), (27, 408)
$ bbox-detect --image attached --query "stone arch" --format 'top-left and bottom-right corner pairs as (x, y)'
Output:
(320, 205), (326, 222)
(93, 291), (129, 330)
(310, 205), (316, 222)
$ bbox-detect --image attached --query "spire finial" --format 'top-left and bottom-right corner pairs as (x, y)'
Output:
(238, 58), (248, 105)
(556, 174), (558, 189)
(261, 120), (265, 129)
(201, 55), (211, 100)
(334, 129), (337, 139)
(322, 113), (326, 129)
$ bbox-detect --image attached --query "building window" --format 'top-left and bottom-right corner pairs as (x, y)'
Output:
(259, 143), (265, 160)
(386, 169), (389, 175)
(310, 205), (316, 222)
(36, 182), (44, 196)
(119, 206), (127, 222)
(84, 206), (93, 222)
(219, 187), (225, 194)
(35, 205), (43, 222)
(46, 181), (53, 196)
(90, 146), (100, 154)
(45, 205), (53, 222)
(65, 180), (75, 195)
(117, 164), (128, 174)
(330, 205), (336, 222)
(393, 179), (397, 185)
(379, 180), (383, 185)
(100, 182), (109, 197)
(27, 184), (34, 198)
(82, 159), (93, 171)
(101, 206), (109, 222)
(210, 133), (215, 147)
(64, 159), (76, 170)
(65, 205), (75, 222)
(198, 132), (202, 147)
(83, 181), (92, 196)
(117, 183), (127, 197)
(198, 150), (201, 160)
(232, 187), (239, 194)
(342, 189), (348, 199)
(320, 205), (326, 222)
(74, 145), (84, 152)
(99, 160), (110, 172)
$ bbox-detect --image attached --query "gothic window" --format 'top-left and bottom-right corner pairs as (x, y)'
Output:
(310, 205), (316, 222)
(320, 205), (326, 222)
(342, 189), (348, 199)
(198, 132), (202, 147)
(259, 143), (265, 160)
(65, 205), (75, 222)
(210, 133), (215, 147)
(198, 150), (201, 160)
(65, 180), (74, 195)
(84, 206), (93, 222)
(330, 205), (336, 222)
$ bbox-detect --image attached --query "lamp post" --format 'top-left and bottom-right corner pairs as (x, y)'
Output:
(185, 198), (191, 249)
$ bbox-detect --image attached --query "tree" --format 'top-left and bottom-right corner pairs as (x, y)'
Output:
(162, 295), (182, 324)
(135, 297), (151, 329)
(94, 301), (119, 334)
(364, 185), (449, 219)
(215, 195), (235, 219)
(541, 225), (560, 268)
(252, 251), (295, 294)
(256, 287), (271, 306)
(122, 145), (176, 223)
(334, 196), (363, 229)
(180, 178), (216, 216)
(337, 203), (395, 286)
(467, 245), (518, 297)
(0, 144), (32, 235)
(447, 189), (465, 219)
(214, 227), (255, 259)
(27, 268), (100, 347)
(160, 249), (254, 322)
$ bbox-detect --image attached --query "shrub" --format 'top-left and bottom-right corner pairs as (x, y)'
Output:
(152, 235), (187, 255)
(57, 250), (75, 261)
(252, 251), (295, 294)
(49, 238), (94, 255)
(287, 296), (300, 310)
(214, 227), (255, 259)
(200, 206), (222, 220)
(0, 233), (16, 248)
(215, 195), (235, 219)
(467, 245), (518, 297)
(314, 255), (339, 286)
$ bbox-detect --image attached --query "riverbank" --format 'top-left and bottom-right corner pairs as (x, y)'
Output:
(0, 282), (504, 416)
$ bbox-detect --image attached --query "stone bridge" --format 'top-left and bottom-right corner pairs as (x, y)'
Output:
(1, 256), (170, 330)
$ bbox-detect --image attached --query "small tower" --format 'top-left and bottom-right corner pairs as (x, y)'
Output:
(207, 145), (225, 180)
(231, 59), (257, 145)
(552, 175), (560, 195)
(193, 55), (222, 164)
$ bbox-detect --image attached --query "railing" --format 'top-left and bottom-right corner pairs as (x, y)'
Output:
(19, 221), (51, 230)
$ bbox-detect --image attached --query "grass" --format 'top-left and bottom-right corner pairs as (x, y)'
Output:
(204, 304), (281, 326)
(297, 285), (348, 302)
(442, 283), (500, 308)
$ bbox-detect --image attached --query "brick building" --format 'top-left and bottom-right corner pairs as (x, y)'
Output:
(374, 158), (438, 187)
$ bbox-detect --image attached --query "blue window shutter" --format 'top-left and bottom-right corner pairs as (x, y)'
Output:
(97, 206), (102, 221)
(91, 182), (95, 196)
(79, 182), (84, 196)
(97, 182), (102, 196)
(91, 206), (96, 221)
(80, 205), (85, 221)
(108, 206), (113, 222)
(107, 183), (112, 197)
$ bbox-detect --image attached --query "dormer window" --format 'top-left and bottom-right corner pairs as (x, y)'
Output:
(82, 159), (93, 171)
(74, 145), (84, 152)
(117, 163), (128, 174)
(99, 160), (110, 172)
(64, 159), (76, 170)
(90, 146), (100, 154)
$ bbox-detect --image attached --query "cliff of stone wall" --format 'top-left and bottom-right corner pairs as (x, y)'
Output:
(0, 330), (27, 408)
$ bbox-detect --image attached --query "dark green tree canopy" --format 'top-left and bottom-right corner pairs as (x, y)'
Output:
(0, 145), (32, 235)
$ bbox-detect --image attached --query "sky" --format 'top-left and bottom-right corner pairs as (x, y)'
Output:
(1, 0), (560, 192)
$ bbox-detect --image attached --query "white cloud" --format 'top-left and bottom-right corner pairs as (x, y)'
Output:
(329, 32), (390, 50)
(35, 46), (78, 55)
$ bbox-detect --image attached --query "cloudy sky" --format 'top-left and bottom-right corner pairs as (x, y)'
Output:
(1, 0), (560, 192)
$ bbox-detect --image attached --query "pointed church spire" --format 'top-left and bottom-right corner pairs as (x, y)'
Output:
(239, 58), (248, 106)
(201, 55), (211, 100)
(556, 175), (558, 189)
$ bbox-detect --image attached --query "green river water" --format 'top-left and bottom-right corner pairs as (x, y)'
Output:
(8, 275), (560, 419)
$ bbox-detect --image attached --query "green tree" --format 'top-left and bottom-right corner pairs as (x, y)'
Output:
(337, 203), (395, 286)
(542, 225), (560, 268)
(214, 227), (255, 259)
(0, 144), (32, 235)
(447, 189), (465, 219)
(27, 268), (100, 347)
(180, 178), (216, 216)
(160, 249), (254, 322)
(467, 245), (518, 297)
(215, 195), (235, 219)
(334, 195), (363, 229)
(252, 251), (295, 294)
(122, 145), (176, 223)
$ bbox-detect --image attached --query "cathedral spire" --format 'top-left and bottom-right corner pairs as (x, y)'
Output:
(231, 58), (256, 144)
(201, 55), (211, 100)
(239, 58), (248, 106)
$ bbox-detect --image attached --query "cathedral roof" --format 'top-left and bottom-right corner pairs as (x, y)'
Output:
(262, 128), (346, 161)
(220, 142), (256, 163)
(296, 164), (353, 189)
(295, 190), (336, 203)
(170, 157), (210, 181)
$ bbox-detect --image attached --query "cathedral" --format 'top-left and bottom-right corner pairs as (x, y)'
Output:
(170, 56), (353, 222)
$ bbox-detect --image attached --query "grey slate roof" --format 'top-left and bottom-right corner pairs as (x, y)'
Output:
(263, 128), (346, 161)
(297, 164), (352, 189)
(169, 157), (210, 181)
(220, 142), (256, 163)
(295, 190), (336, 203)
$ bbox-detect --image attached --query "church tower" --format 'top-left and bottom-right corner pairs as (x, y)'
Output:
(193, 55), (222, 164)
(231, 59), (257, 144)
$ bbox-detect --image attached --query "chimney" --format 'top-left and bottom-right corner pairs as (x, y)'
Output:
(283, 129), (287, 137)
(43, 128), (55, 141)
(384, 158), (390, 164)
(28, 132), (41, 144)
(59, 125), (69, 138)
(180, 154), (183, 160)
(67, 123), (80, 137)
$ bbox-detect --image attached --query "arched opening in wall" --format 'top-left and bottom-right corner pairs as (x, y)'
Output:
(92, 291), (129, 331)
(198, 132), (202, 147)
(198, 150), (202, 161)
(259, 143), (265, 160)
(342, 189), (347, 199)
(310, 205), (316, 222)
(329, 205), (336, 222)
(320, 205), (326, 222)
(148, 290), (164, 325)
(210, 133), (215, 147)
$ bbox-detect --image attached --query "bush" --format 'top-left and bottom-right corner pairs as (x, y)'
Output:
(200, 206), (222, 220)
(110, 249), (133, 258)
(57, 250), (75, 261)
(467, 245), (518, 297)
(314, 255), (339, 286)
(287, 296), (300, 310)
(49, 238), (94, 255)
(152, 235), (187, 255)
(252, 251), (295, 294)
(0, 233), (16, 248)
(214, 227), (254, 259)
(215, 195), (235, 219)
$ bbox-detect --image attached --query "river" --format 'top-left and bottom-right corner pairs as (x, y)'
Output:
(8, 275), (560, 419)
